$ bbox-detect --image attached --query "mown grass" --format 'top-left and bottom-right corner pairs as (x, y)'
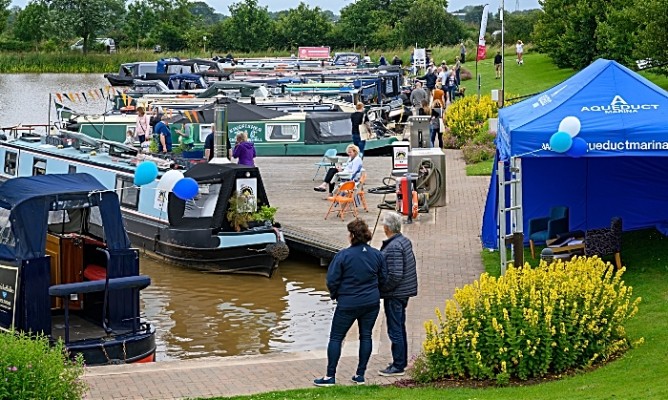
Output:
(465, 160), (494, 176)
(196, 228), (668, 399)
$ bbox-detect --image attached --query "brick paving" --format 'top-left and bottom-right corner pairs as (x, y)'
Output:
(84, 149), (489, 399)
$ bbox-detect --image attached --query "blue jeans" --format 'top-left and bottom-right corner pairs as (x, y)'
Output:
(326, 303), (380, 377)
(384, 297), (409, 370)
(352, 134), (366, 155)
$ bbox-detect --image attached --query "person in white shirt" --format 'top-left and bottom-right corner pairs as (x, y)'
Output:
(314, 144), (363, 196)
(516, 40), (524, 65)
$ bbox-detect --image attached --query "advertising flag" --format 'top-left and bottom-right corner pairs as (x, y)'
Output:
(477, 4), (490, 61)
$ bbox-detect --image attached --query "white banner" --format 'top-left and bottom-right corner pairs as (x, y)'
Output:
(477, 4), (490, 61)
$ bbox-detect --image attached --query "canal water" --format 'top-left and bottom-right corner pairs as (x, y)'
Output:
(0, 74), (334, 361)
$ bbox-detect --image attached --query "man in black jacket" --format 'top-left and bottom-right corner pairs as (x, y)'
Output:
(378, 212), (418, 376)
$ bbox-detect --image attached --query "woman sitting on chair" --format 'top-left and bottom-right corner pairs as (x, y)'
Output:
(314, 144), (363, 196)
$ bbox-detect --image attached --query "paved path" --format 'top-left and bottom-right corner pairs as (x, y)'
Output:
(84, 149), (489, 399)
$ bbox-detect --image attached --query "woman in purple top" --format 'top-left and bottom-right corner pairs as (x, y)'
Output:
(233, 131), (256, 166)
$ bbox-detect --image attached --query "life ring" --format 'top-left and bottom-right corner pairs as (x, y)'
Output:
(412, 191), (418, 219)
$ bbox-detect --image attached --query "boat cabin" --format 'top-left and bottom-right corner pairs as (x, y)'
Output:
(0, 173), (156, 364)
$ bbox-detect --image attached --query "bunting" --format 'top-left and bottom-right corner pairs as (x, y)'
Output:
(82, 93), (87, 102)
(49, 86), (120, 104)
(56, 93), (63, 103)
(75, 93), (82, 102)
(193, 110), (200, 123)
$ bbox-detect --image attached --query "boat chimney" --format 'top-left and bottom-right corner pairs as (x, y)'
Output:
(211, 98), (230, 164)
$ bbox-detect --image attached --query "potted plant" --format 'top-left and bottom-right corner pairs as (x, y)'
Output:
(250, 205), (278, 227)
(226, 191), (254, 231)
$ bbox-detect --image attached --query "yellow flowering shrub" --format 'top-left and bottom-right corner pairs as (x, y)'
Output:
(445, 95), (498, 148)
(412, 257), (641, 384)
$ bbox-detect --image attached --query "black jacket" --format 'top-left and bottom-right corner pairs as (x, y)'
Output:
(380, 234), (418, 299)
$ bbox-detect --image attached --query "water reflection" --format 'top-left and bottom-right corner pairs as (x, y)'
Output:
(140, 256), (333, 361)
(0, 74), (336, 360)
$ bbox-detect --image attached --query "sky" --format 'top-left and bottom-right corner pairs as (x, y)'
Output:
(10, 0), (542, 14)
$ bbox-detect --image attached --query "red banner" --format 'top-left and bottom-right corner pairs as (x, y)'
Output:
(477, 44), (487, 61)
(298, 46), (330, 59)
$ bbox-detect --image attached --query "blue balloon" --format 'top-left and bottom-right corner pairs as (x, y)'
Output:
(566, 137), (588, 157)
(172, 177), (199, 200)
(549, 131), (573, 153)
(134, 161), (159, 186)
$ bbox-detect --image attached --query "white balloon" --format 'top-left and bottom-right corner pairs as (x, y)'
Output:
(157, 170), (185, 192)
(558, 116), (581, 138)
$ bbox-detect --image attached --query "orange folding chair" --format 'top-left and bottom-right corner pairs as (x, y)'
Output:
(324, 181), (358, 220)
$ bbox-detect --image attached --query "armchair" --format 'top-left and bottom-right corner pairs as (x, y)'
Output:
(528, 206), (569, 258)
(585, 217), (622, 269)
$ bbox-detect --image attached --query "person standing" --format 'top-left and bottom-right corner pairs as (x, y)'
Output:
(153, 115), (173, 154)
(516, 40), (524, 65)
(314, 219), (387, 387)
(378, 212), (418, 377)
(460, 40), (467, 63)
(494, 51), (503, 78)
(417, 66), (437, 101)
(204, 130), (232, 161)
(409, 81), (427, 110)
(175, 123), (194, 150)
(350, 102), (368, 156)
(379, 54), (387, 66)
(134, 106), (150, 144)
(232, 131), (256, 166)
(454, 56), (462, 85)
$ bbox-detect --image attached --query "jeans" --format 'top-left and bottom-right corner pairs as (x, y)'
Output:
(447, 87), (457, 103)
(430, 127), (438, 148)
(326, 303), (380, 377)
(384, 297), (409, 370)
(352, 134), (366, 156)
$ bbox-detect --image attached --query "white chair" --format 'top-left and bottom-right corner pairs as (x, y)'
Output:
(312, 148), (338, 181)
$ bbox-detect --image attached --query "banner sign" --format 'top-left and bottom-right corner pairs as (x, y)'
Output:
(477, 4), (490, 61)
(0, 264), (19, 331)
(298, 47), (331, 59)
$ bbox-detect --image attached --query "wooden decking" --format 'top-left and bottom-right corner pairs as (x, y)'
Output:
(256, 155), (394, 262)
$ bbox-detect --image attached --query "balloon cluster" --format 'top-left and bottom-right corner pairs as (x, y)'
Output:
(548, 116), (588, 157)
(133, 162), (199, 201)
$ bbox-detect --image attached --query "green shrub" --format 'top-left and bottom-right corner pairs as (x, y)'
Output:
(412, 257), (642, 384)
(445, 95), (499, 148)
(461, 126), (496, 164)
(0, 331), (87, 399)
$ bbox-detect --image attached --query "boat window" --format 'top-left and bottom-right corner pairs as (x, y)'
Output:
(48, 210), (71, 225)
(32, 158), (47, 176)
(68, 165), (77, 174)
(200, 125), (213, 143)
(3, 151), (17, 176)
(115, 175), (140, 209)
(183, 184), (221, 218)
(0, 208), (15, 247)
(47, 209), (83, 234)
(265, 123), (299, 141)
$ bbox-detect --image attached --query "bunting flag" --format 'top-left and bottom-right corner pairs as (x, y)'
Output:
(75, 93), (82, 102)
(184, 110), (193, 123)
(56, 93), (63, 103)
(121, 91), (127, 106)
(67, 92), (75, 102)
(105, 85), (112, 95)
(89, 90), (97, 100)
(476, 4), (490, 61)
(99, 88), (105, 99)
(82, 93), (87, 102)
(193, 110), (201, 123)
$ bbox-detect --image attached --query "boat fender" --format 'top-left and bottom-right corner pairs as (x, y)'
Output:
(412, 190), (418, 219)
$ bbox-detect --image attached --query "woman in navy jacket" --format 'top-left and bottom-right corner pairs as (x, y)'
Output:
(314, 219), (387, 387)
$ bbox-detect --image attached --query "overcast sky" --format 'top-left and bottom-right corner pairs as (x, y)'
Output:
(10, 0), (541, 13)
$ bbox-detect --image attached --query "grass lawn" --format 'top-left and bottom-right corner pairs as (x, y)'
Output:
(198, 229), (668, 399)
(465, 159), (494, 176)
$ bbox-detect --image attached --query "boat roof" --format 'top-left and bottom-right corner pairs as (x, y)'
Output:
(0, 173), (105, 209)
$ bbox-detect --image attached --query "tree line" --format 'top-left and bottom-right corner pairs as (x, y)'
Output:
(0, 0), (666, 75)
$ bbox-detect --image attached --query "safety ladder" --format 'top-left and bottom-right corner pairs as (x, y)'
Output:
(497, 157), (524, 275)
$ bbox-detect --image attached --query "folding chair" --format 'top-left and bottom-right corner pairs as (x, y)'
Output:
(324, 181), (358, 220)
(313, 148), (338, 180)
(354, 170), (369, 212)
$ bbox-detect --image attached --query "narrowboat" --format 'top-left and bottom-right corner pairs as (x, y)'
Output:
(0, 130), (286, 277)
(60, 100), (399, 156)
(0, 173), (156, 365)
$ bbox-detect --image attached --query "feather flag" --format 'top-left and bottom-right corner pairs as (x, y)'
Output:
(476, 4), (490, 61)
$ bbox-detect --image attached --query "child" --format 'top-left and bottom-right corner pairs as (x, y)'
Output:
(124, 129), (135, 145)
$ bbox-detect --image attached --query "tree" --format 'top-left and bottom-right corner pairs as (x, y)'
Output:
(504, 10), (541, 44)
(189, 1), (223, 24)
(631, 0), (668, 73)
(275, 3), (331, 50)
(47, 0), (126, 53)
(0, 0), (10, 34)
(399, 0), (465, 47)
(13, 1), (51, 44)
(123, 0), (156, 49)
(224, 0), (274, 52)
